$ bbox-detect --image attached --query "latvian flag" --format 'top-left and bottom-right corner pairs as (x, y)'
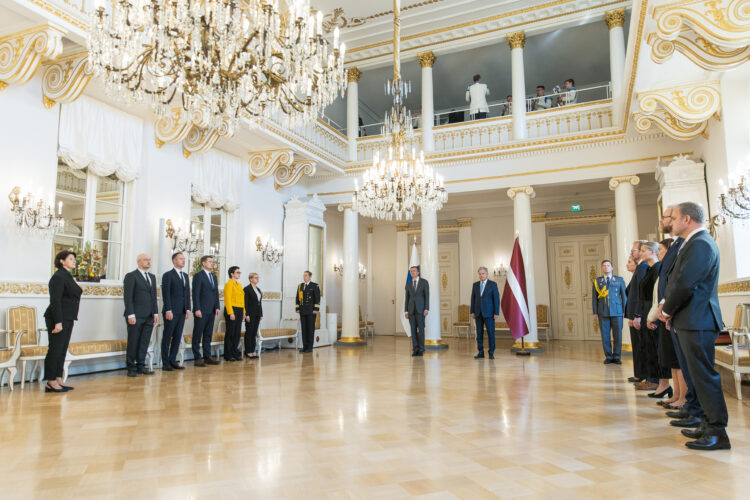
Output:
(501, 237), (530, 340)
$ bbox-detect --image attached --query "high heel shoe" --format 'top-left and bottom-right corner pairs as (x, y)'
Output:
(648, 386), (673, 399)
(45, 384), (66, 393)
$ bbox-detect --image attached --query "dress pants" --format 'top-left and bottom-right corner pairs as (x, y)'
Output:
(474, 315), (495, 355)
(630, 325), (647, 380)
(224, 307), (243, 360)
(300, 313), (316, 350)
(161, 312), (185, 366)
(126, 317), (154, 372)
(642, 323), (669, 381)
(671, 327), (703, 417)
(409, 311), (426, 353)
(676, 328), (728, 429)
(598, 315), (622, 360)
(245, 316), (260, 355)
(192, 311), (216, 360)
(43, 316), (73, 380)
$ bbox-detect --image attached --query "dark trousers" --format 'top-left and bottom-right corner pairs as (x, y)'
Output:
(672, 328), (702, 417)
(126, 317), (154, 372)
(471, 112), (487, 120)
(43, 316), (73, 380)
(161, 312), (185, 366)
(245, 315), (260, 354)
(641, 323), (667, 381)
(409, 310), (426, 353)
(676, 328), (729, 429)
(475, 316), (495, 355)
(630, 325), (646, 379)
(300, 313), (316, 350)
(598, 315), (622, 360)
(192, 311), (216, 360)
(224, 307), (243, 360)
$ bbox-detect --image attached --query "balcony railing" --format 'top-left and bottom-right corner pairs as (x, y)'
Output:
(260, 112), (349, 165)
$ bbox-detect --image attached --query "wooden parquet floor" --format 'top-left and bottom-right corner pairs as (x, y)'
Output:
(1, 336), (748, 499)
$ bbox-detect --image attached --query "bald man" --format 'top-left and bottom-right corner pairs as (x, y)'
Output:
(123, 253), (159, 377)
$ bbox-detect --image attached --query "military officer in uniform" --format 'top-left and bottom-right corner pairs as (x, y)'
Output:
(592, 259), (627, 364)
(296, 270), (320, 353)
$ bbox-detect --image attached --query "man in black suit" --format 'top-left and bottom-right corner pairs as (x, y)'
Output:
(659, 201), (729, 450)
(626, 240), (649, 385)
(192, 255), (221, 366)
(404, 266), (429, 356)
(123, 253), (159, 377)
(161, 251), (191, 371)
(295, 271), (320, 353)
(470, 266), (500, 359)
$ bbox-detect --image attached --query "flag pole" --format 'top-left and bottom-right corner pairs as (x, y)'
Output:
(516, 335), (531, 357)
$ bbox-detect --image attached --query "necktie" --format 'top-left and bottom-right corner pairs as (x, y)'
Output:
(413, 280), (417, 291)
(209, 273), (214, 288)
(606, 277), (610, 286)
(143, 272), (150, 288)
(480, 281), (485, 295)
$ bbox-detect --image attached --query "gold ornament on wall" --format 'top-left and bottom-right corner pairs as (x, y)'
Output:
(274, 161), (317, 190)
(0, 26), (64, 89)
(41, 52), (93, 108)
(564, 266), (572, 289)
(567, 318), (574, 333)
(248, 150), (295, 180)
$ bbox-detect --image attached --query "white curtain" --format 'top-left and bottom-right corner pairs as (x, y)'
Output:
(58, 95), (144, 182)
(190, 151), (241, 212)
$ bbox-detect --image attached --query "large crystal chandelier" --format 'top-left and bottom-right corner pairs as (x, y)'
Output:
(88, 0), (347, 132)
(352, 0), (446, 221)
(717, 165), (750, 224)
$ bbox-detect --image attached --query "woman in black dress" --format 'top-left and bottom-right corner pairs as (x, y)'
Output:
(243, 272), (263, 358)
(638, 241), (671, 398)
(44, 250), (82, 392)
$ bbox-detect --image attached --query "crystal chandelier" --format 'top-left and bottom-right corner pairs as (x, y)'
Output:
(165, 219), (204, 254)
(88, 0), (347, 132)
(352, 0), (446, 221)
(8, 186), (64, 237)
(717, 166), (750, 224)
(255, 235), (283, 265)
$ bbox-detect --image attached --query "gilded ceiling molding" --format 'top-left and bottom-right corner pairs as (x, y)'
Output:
(347, 67), (362, 83)
(0, 25), (64, 89)
(321, 1), (444, 33)
(40, 52), (92, 108)
(182, 121), (231, 158)
(647, 31), (750, 71)
(507, 31), (526, 50)
(248, 150), (294, 180)
(608, 175), (640, 190)
(417, 51), (437, 68)
(653, 0), (749, 49)
(154, 108), (193, 148)
(274, 160), (316, 190)
(632, 82), (720, 141)
(507, 185), (535, 199)
(605, 8), (626, 29)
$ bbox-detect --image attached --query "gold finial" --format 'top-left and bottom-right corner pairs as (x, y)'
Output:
(347, 67), (362, 83)
(605, 8), (626, 29)
(507, 31), (526, 50)
(417, 51), (437, 68)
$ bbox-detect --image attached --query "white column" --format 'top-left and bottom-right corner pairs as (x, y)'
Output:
(395, 223), (409, 335)
(421, 209), (446, 348)
(366, 226), (374, 330)
(606, 8), (626, 123)
(346, 67), (361, 162)
(609, 175), (640, 349)
(457, 218), (474, 305)
(337, 205), (364, 344)
(508, 31), (527, 140)
(418, 51), (436, 152)
(507, 186), (539, 348)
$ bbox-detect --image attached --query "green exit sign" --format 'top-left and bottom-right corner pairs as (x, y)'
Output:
(571, 205), (581, 212)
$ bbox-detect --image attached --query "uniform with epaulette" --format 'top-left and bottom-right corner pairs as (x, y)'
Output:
(296, 279), (320, 352)
(592, 273), (627, 363)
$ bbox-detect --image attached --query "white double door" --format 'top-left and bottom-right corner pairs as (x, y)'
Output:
(416, 242), (459, 336)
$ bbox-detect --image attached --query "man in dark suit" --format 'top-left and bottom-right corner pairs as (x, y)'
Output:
(470, 266), (500, 359)
(161, 251), (191, 371)
(626, 240), (649, 384)
(660, 202), (729, 450)
(404, 266), (429, 356)
(192, 255), (221, 366)
(295, 270), (320, 353)
(592, 259), (627, 364)
(123, 253), (159, 377)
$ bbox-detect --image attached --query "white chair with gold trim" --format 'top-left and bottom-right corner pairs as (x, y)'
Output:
(452, 305), (472, 338)
(0, 331), (24, 391)
(715, 304), (750, 400)
(7, 305), (49, 388)
(180, 318), (226, 365)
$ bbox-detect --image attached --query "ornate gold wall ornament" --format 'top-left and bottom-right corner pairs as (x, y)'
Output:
(633, 82), (720, 141)
(182, 121), (232, 158)
(248, 150), (295, 180)
(608, 175), (640, 190)
(367, 226), (374, 233)
(0, 281), (123, 296)
(441, 272), (448, 290)
(263, 291), (282, 300)
(322, 1), (445, 33)
(274, 160), (317, 190)
(653, 0), (750, 49)
(567, 318), (574, 332)
(40, 52), (92, 108)
(0, 26), (64, 89)
(647, 32), (750, 71)
(589, 265), (597, 283)
(154, 108), (194, 148)
(605, 8), (626, 29)
(347, 67), (362, 83)
(564, 267), (571, 289)
(507, 31), (526, 50)
(417, 51), (437, 68)
(506, 185), (535, 200)
(717, 279), (750, 294)
(633, 111), (708, 140)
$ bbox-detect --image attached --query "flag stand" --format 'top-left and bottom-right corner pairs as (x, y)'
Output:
(516, 336), (531, 357)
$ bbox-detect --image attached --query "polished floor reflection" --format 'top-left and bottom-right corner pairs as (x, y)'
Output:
(1, 336), (748, 499)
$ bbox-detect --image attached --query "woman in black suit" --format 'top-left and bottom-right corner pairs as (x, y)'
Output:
(44, 250), (82, 392)
(243, 272), (263, 358)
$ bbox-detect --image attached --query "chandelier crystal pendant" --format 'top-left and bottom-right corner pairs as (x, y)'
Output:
(88, 0), (347, 132)
(352, 0), (446, 221)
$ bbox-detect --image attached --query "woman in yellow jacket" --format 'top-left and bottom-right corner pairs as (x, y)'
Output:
(223, 266), (245, 361)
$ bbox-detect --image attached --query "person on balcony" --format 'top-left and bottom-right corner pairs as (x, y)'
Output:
(532, 85), (552, 111)
(557, 78), (578, 106)
(501, 95), (513, 116)
(466, 74), (489, 120)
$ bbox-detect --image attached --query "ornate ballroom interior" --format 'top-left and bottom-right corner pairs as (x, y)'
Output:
(0, 0), (749, 497)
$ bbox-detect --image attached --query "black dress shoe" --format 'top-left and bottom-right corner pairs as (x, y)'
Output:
(474, 353), (484, 359)
(127, 371), (139, 377)
(682, 426), (705, 439)
(666, 409), (689, 419)
(417, 351), (423, 356)
(489, 354), (495, 359)
(685, 430), (731, 451)
(613, 359), (622, 365)
(139, 369), (155, 375)
(299, 348), (306, 353)
(670, 416), (702, 428)
(411, 351), (418, 357)
(45, 384), (66, 392)
(162, 365), (173, 371)
(627, 377), (643, 383)
(603, 359), (613, 364)
(171, 363), (185, 370)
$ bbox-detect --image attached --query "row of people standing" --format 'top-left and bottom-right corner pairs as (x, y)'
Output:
(466, 75), (578, 120)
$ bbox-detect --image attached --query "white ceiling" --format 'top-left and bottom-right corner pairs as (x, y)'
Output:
(0, 3), (36, 37)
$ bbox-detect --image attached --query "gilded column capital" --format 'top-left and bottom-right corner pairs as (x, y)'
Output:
(0, 25), (64, 89)
(609, 175), (640, 190)
(507, 186), (535, 200)
(347, 67), (362, 83)
(417, 51), (437, 68)
(337, 203), (354, 212)
(456, 217), (472, 227)
(507, 31), (526, 50)
(367, 226), (374, 234)
(396, 223), (410, 232)
(605, 8), (626, 29)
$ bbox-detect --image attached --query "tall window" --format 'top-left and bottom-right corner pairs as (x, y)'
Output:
(190, 200), (227, 283)
(53, 162), (126, 281)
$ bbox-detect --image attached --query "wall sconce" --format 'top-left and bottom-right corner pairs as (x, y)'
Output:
(493, 262), (507, 279)
(165, 219), (203, 254)
(256, 235), (283, 265)
(8, 186), (63, 237)
(333, 261), (367, 279)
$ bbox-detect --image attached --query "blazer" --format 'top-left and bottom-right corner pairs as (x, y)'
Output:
(161, 269), (191, 315)
(625, 261), (648, 319)
(470, 280), (500, 318)
(192, 270), (220, 315)
(657, 237), (683, 302)
(663, 230), (723, 331)
(639, 262), (661, 317)
(465, 82), (489, 114)
(44, 269), (82, 323)
(123, 269), (158, 319)
(591, 275), (627, 317)
(404, 278), (429, 314)
(296, 281), (320, 315)
(244, 285), (263, 317)
(223, 279), (245, 314)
